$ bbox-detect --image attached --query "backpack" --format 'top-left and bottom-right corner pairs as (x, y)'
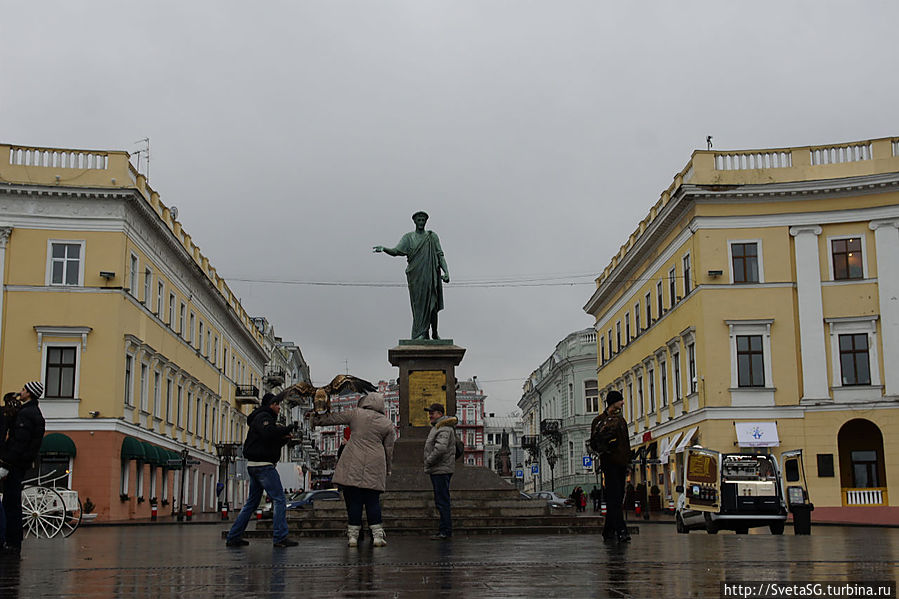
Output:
(453, 428), (464, 460)
(589, 413), (619, 456)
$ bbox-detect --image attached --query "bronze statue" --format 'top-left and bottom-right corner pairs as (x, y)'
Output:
(373, 211), (450, 340)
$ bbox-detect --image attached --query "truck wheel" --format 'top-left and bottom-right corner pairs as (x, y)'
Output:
(769, 522), (785, 535)
(676, 514), (688, 534)
(704, 513), (718, 534)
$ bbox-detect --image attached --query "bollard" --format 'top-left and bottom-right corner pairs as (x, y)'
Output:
(256, 508), (262, 520)
(634, 501), (641, 517)
(601, 503), (607, 516)
(151, 504), (158, 521)
(221, 504), (229, 520)
(186, 505), (193, 521)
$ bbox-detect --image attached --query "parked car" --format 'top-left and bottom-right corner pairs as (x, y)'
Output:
(675, 448), (811, 535)
(530, 490), (572, 508)
(261, 490), (306, 518)
(286, 488), (342, 510)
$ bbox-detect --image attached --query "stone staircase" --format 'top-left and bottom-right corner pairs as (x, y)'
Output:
(242, 488), (609, 537)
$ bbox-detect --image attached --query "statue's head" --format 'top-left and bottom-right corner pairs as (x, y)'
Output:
(412, 211), (429, 225)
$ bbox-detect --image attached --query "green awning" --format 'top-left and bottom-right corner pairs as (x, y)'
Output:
(165, 449), (183, 470)
(141, 442), (163, 466)
(121, 436), (145, 461)
(40, 433), (77, 457)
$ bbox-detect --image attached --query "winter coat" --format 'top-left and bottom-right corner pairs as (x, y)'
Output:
(0, 399), (45, 470)
(314, 393), (395, 492)
(242, 405), (292, 464)
(424, 415), (457, 475)
(592, 407), (631, 469)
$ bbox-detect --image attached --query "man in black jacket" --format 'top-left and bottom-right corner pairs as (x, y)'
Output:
(590, 389), (632, 543)
(225, 393), (298, 547)
(0, 381), (46, 557)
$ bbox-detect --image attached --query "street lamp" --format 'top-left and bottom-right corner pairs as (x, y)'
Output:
(545, 445), (557, 492)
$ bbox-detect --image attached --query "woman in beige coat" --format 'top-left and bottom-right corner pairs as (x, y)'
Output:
(312, 392), (395, 547)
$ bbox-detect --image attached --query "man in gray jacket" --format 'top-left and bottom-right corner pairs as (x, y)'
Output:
(423, 403), (457, 540)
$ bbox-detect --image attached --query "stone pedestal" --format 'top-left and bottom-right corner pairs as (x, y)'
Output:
(386, 340), (515, 493)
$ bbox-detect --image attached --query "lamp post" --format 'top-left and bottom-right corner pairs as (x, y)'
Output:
(545, 445), (557, 493)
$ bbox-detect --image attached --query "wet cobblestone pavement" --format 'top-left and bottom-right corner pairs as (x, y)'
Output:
(3, 523), (897, 598)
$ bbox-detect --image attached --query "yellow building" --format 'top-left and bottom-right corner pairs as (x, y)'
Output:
(0, 143), (268, 521)
(584, 136), (899, 524)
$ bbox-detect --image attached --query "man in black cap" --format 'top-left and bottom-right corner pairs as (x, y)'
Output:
(225, 393), (298, 548)
(0, 381), (46, 557)
(423, 403), (457, 540)
(590, 389), (632, 542)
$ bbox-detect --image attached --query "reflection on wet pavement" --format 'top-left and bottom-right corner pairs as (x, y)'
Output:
(3, 525), (897, 598)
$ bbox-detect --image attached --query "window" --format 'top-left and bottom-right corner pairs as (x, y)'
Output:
(199, 322), (205, 354)
(585, 380), (599, 412)
(687, 343), (697, 393)
(832, 237), (864, 280)
(206, 330), (211, 359)
(179, 303), (186, 336)
(648, 367), (655, 412)
(124, 355), (134, 406)
(166, 379), (173, 423)
(203, 403), (209, 439)
(190, 313), (196, 345)
(637, 376), (644, 416)
(188, 392), (194, 432)
(672, 351), (682, 400)
(143, 267), (152, 305)
(607, 330), (613, 357)
(634, 304), (641, 336)
(660, 360), (668, 407)
(121, 462), (130, 497)
(195, 398), (202, 436)
(645, 292), (652, 324)
(668, 267), (677, 306)
(129, 254), (139, 295)
(657, 280), (663, 314)
(177, 385), (184, 427)
(169, 293), (176, 326)
(683, 254), (692, 295)
(223, 348), (229, 375)
(45, 347), (77, 398)
(600, 336), (606, 363)
(851, 450), (879, 488)
(153, 371), (161, 419)
(736, 335), (765, 387)
(731, 242), (759, 283)
(627, 381), (633, 420)
(139, 363), (149, 412)
(213, 336), (219, 364)
(156, 281), (164, 315)
(839, 334), (871, 385)
(616, 321), (621, 351)
(48, 242), (83, 286)
(624, 314), (630, 344)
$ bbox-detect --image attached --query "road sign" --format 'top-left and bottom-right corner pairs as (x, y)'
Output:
(515, 469), (524, 479)
(530, 464), (539, 475)
(582, 456), (593, 468)
(186, 459), (201, 466)
(166, 459), (182, 466)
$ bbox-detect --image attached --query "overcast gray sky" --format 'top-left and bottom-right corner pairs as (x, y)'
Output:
(3, 1), (897, 415)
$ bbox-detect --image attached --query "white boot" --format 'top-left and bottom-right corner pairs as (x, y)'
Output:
(347, 525), (362, 547)
(371, 524), (387, 547)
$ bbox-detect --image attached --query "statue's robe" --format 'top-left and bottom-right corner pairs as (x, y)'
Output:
(394, 230), (445, 339)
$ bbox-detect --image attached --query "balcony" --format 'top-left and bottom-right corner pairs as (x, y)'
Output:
(540, 419), (562, 435)
(842, 487), (888, 506)
(521, 435), (540, 449)
(234, 385), (260, 405)
(264, 367), (285, 386)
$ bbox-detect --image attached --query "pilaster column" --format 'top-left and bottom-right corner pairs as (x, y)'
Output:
(790, 226), (830, 401)
(0, 227), (12, 385)
(870, 219), (899, 395)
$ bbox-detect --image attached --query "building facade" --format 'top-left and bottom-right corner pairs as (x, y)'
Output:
(583, 136), (899, 524)
(0, 143), (271, 520)
(518, 328), (599, 495)
(483, 413), (525, 486)
(456, 378), (486, 467)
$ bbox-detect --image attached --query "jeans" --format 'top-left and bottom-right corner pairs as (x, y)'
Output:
(341, 486), (382, 526)
(227, 465), (288, 543)
(1, 468), (25, 548)
(430, 473), (452, 536)
(602, 465), (627, 538)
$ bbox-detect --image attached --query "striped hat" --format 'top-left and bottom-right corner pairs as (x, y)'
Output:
(24, 381), (43, 399)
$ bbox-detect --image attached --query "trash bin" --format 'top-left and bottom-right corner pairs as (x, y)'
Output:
(791, 503), (813, 535)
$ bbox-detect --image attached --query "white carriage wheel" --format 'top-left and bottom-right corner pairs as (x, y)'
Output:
(22, 486), (66, 539)
(61, 495), (83, 538)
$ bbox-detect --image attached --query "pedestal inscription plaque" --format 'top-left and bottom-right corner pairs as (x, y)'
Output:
(409, 370), (447, 427)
